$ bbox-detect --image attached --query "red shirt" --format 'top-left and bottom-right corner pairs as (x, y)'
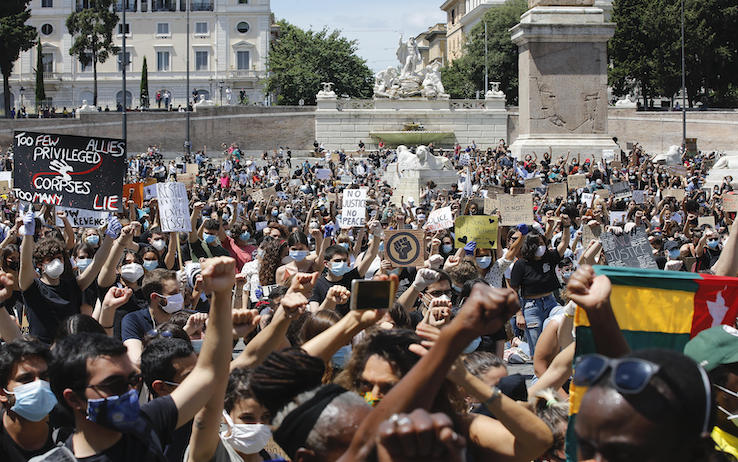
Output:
(222, 236), (256, 270)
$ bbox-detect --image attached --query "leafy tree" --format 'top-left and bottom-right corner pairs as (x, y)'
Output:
(35, 39), (45, 107)
(440, 0), (527, 104)
(66, 0), (119, 106)
(140, 56), (149, 108)
(266, 20), (373, 105)
(0, 0), (36, 117)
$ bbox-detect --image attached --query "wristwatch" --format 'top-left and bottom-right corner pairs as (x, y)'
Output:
(483, 386), (502, 408)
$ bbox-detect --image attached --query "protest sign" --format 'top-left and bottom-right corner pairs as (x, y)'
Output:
(511, 187), (526, 195)
(724, 194), (738, 212)
(424, 206), (454, 232)
(499, 194), (533, 226)
(484, 197), (500, 215)
(568, 174), (587, 190)
(123, 182), (144, 207)
(594, 189), (610, 199)
(339, 188), (367, 228)
(602, 149), (615, 162)
(610, 181), (632, 199)
(454, 215), (499, 249)
(340, 175), (353, 185)
(663, 188), (685, 201)
(582, 222), (602, 245)
(524, 177), (542, 190)
(255, 221), (268, 232)
(632, 190), (646, 204)
(289, 179), (302, 187)
(55, 206), (108, 228)
(0, 171), (12, 194)
(156, 182), (192, 233)
(698, 216), (716, 227)
(251, 186), (276, 203)
(667, 165), (689, 177)
(600, 228), (658, 269)
(316, 168), (332, 180)
(178, 173), (196, 189)
(548, 182), (567, 199)
(0, 181), (10, 195)
(609, 211), (628, 225)
(186, 163), (199, 174)
(144, 182), (158, 200)
(581, 193), (594, 207)
(611, 160), (622, 170)
(385, 230), (425, 268)
(12, 131), (126, 211)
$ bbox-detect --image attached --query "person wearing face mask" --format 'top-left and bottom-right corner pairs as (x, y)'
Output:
(276, 231), (326, 286)
(696, 227), (723, 271)
(0, 245), (24, 325)
(0, 339), (68, 462)
(121, 269), (185, 366)
(82, 229), (101, 249)
(475, 230), (524, 289)
(19, 212), (120, 344)
(186, 205), (231, 262)
(220, 221), (257, 270)
(72, 242), (99, 318)
(146, 228), (177, 270)
(510, 222), (570, 358)
(279, 206), (298, 228)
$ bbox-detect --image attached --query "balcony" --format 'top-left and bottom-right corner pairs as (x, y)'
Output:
(227, 69), (261, 79)
(43, 72), (61, 81)
(190, 0), (213, 11)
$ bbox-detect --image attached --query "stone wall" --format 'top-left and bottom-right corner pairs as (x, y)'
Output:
(0, 106), (316, 154)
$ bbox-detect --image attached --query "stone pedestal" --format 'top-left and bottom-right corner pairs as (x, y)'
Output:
(389, 169), (460, 206)
(509, 5), (618, 159)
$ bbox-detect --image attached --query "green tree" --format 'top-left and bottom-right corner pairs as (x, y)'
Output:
(440, 0), (527, 104)
(140, 56), (149, 108)
(34, 39), (45, 107)
(66, 0), (119, 106)
(266, 20), (373, 105)
(0, 0), (37, 117)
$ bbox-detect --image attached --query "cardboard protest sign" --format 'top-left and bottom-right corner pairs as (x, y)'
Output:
(424, 206), (454, 232)
(663, 188), (685, 201)
(511, 187), (526, 195)
(251, 187), (277, 203)
(186, 163), (199, 174)
(156, 182), (192, 233)
(632, 190), (646, 204)
(568, 174), (587, 190)
(594, 189), (610, 199)
(12, 131), (126, 211)
(454, 216), (498, 249)
(385, 230), (425, 268)
(178, 173), (196, 189)
(499, 194), (533, 226)
(724, 194), (738, 212)
(600, 228), (658, 269)
(316, 168), (332, 180)
(610, 181), (632, 199)
(581, 193), (594, 207)
(667, 165), (689, 177)
(582, 222), (602, 245)
(339, 188), (367, 229)
(698, 216), (715, 227)
(0, 171), (12, 194)
(548, 182), (567, 199)
(123, 182), (144, 207)
(524, 177), (542, 190)
(55, 206), (108, 228)
(484, 198), (500, 215)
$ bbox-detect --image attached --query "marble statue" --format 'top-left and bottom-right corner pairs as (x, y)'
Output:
(374, 67), (399, 99)
(420, 61), (449, 99)
(394, 145), (452, 173)
(193, 94), (215, 111)
(712, 154), (738, 170)
(385, 145), (458, 205)
(397, 37), (422, 80)
(317, 82), (336, 98)
(485, 82), (505, 99)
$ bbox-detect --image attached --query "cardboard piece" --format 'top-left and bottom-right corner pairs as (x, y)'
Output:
(600, 228), (658, 269)
(524, 177), (542, 190)
(499, 194), (534, 226)
(424, 206), (454, 232)
(724, 194), (738, 212)
(156, 182), (192, 233)
(454, 215), (499, 249)
(663, 188), (685, 201)
(567, 174), (587, 190)
(698, 216), (716, 227)
(385, 230), (425, 268)
(548, 182), (567, 199)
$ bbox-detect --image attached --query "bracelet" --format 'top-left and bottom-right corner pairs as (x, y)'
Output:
(483, 386), (502, 409)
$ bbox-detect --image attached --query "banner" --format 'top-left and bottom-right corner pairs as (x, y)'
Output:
(454, 215), (498, 249)
(499, 194), (533, 226)
(339, 188), (367, 229)
(156, 182), (192, 233)
(600, 228), (657, 269)
(12, 131), (126, 211)
(385, 230), (425, 268)
(55, 206), (108, 228)
(424, 207), (454, 232)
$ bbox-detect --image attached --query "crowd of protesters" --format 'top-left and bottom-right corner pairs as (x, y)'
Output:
(0, 137), (734, 461)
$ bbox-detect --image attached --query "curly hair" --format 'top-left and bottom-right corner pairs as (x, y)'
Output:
(259, 238), (287, 286)
(521, 231), (546, 260)
(32, 238), (67, 269)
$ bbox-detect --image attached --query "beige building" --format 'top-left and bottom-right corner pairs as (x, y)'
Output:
(414, 23), (447, 67)
(5, 0), (274, 110)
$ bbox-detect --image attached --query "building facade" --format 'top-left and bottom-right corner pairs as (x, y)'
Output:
(5, 0), (273, 111)
(414, 23), (447, 68)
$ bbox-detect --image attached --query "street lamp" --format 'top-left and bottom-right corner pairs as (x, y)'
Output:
(219, 80), (224, 106)
(19, 86), (25, 110)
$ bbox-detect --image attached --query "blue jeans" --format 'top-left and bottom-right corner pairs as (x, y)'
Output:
(521, 294), (559, 358)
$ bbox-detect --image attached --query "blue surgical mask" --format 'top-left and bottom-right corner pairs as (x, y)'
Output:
(330, 261), (351, 277)
(203, 233), (217, 244)
(191, 339), (204, 354)
(668, 249), (681, 259)
(271, 210), (279, 216)
(462, 336), (482, 354)
(476, 256), (492, 269)
(240, 231), (251, 241)
(289, 250), (309, 262)
(4, 380), (57, 422)
(339, 243), (350, 250)
(86, 388), (140, 432)
(86, 235), (100, 246)
(143, 260), (158, 271)
(76, 258), (92, 272)
(707, 240), (720, 250)
(442, 244), (453, 254)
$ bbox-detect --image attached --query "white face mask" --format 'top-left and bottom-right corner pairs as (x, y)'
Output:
(535, 245), (546, 258)
(120, 263), (144, 282)
(221, 410), (272, 454)
(43, 258), (64, 279)
(157, 292), (184, 314)
(151, 239), (167, 252)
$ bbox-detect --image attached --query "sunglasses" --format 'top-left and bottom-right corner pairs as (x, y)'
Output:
(87, 373), (142, 397)
(573, 354), (660, 395)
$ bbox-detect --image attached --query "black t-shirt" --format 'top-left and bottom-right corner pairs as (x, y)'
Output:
(65, 395), (178, 462)
(0, 412), (56, 462)
(180, 240), (230, 262)
(23, 276), (82, 344)
(510, 250), (563, 298)
(310, 268), (361, 315)
(122, 308), (156, 342)
(99, 281), (149, 340)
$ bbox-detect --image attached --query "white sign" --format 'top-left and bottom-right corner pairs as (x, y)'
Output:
(424, 206), (454, 232)
(339, 188), (367, 229)
(55, 206), (108, 228)
(340, 175), (353, 184)
(581, 192), (594, 207)
(316, 168), (332, 180)
(602, 149), (615, 162)
(144, 183), (158, 199)
(609, 211), (628, 225)
(156, 182), (192, 233)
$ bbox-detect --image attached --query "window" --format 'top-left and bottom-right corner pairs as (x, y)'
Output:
(157, 51), (170, 71)
(236, 51), (250, 70)
(152, 0), (176, 11)
(41, 24), (53, 35)
(41, 53), (53, 73)
(238, 0), (247, 3)
(195, 22), (208, 35)
(190, 0), (213, 11)
(117, 23), (130, 35)
(80, 53), (92, 72)
(157, 23), (169, 35)
(42, 0), (53, 7)
(451, 8), (456, 25)
(75, 0), (91, 11)
(236, 21), (249, 34)
(195, 51), (208, 71)
(118, 51), (131, 71)
(114, 0), (137, 11)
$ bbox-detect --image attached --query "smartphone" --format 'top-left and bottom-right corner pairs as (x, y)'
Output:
(350, 279), (397, 311)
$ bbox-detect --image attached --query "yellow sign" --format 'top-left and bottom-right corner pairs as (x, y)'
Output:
(454, 215), (499, 249)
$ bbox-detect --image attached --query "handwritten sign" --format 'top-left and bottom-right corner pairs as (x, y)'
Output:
(548, 182), (567, 199)
(667, 165), (689, 177)
(724, 194), (738, 212)
(484, 197), (500, 215)
(424, 206), (454, 232)
(594, 189), (610, 199)
(600, 228), (658, 269)
(55, 206), (108, 228)
(339, 188), (367, 229)
(156, 182), (192, 233)
(567, 174), (587, 190)
(340, 175), (353, 185)
(663, 188), (685, 201)
(12, 131), (126, 211)
(581, 193), (594, 207)
(524, 177), (542, 190)
(454, 216), (498, 249)
(610, 181), (632, 199)
(316, 168), (332, 180)
(385, 230), (425, 268)
(698, 216), (716, 227)
(499, 194), (534, 226)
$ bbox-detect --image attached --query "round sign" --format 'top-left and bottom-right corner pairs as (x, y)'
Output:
(386, 231), (421, 267)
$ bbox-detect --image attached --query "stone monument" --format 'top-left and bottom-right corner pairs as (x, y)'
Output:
(372, 37), (450, 100)
(75, 99), (97, 117)
(509, 0), (619, 159)
(385, 145), (459, 205)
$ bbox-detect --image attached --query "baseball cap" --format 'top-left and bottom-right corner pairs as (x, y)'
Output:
(664, 240), (680, 251)
(684, 325), (738, 371)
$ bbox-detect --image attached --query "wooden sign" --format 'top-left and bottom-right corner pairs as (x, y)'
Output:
(454, 215), (498, 249)
(568, 174), (587, 190)
(384, 230), (425, 268)
(499, 194), (534, 226)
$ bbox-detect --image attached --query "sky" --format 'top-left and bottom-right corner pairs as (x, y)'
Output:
(271, 0), (447, 72)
